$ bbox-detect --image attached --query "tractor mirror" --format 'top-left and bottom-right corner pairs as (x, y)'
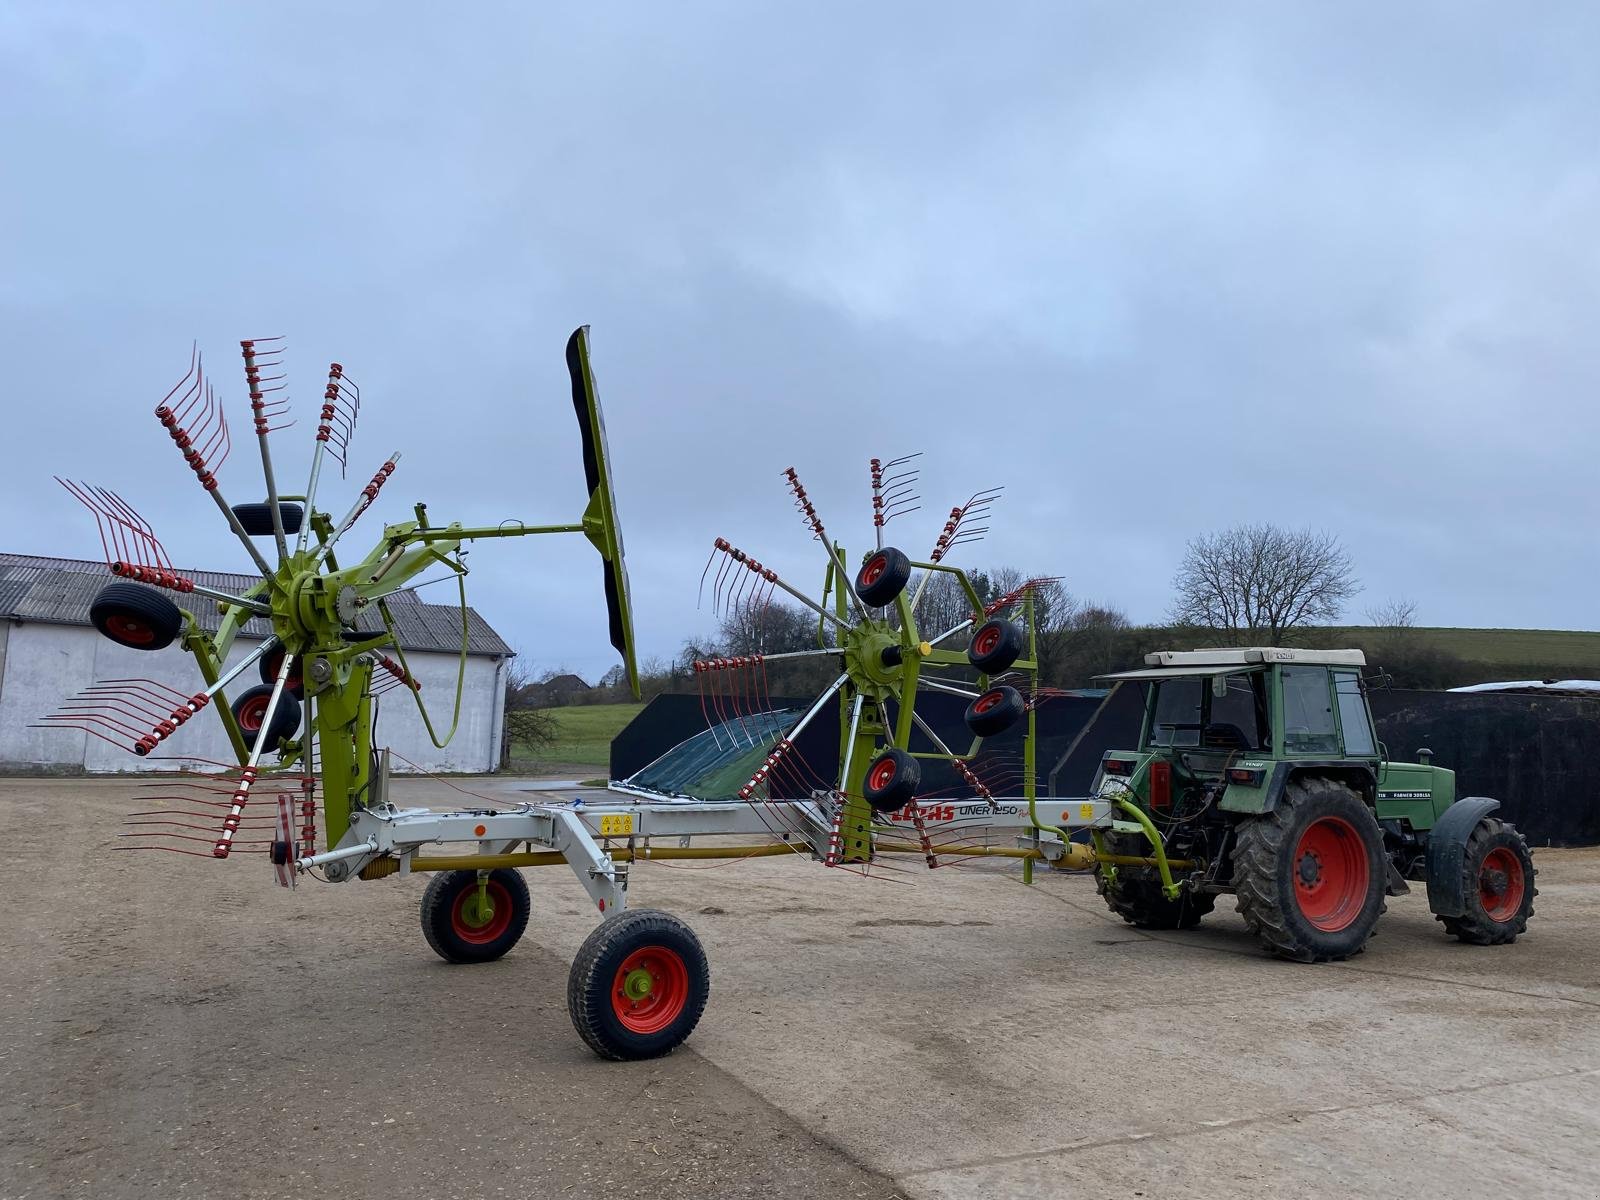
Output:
(1211, 674), (1230, 699)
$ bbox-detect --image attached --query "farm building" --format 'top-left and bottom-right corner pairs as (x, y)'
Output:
(0, 553), (513, 774)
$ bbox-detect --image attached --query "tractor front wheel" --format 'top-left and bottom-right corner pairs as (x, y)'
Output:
(421, 868), (531, 964)
(1233, 778), (1386, 962)
(568, 909), (709, 1061)
(1439, 818), (1537, 945)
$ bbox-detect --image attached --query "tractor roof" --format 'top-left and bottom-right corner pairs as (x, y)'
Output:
(1097, 646), (1366, 681)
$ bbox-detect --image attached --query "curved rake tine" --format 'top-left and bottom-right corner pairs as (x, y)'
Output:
(242, 338), (291, 563)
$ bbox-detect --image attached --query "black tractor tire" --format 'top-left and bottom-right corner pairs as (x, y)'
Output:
(1097, 868), (1217, 930)
(855, 547), (911, 607)
(89, 582), (183, 651)
(259, 645), (306, 700)
(568, 909), (710, 1061)
(967, 618), (1024, 674)
(862, 748), (921, 812)
(232, 502), (304, 536)
(230, 684), (302, 749)
(965, 685), (1025, 737)
(1438, 818), (1537, 945)
(1233, 777), (1387, 962)
(421, 868), (531, 964)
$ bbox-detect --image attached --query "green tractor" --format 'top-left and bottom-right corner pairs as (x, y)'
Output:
(1090, 648), (1536, 962)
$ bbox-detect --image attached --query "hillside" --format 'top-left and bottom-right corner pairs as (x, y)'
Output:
(1322, 626), (1600, 679)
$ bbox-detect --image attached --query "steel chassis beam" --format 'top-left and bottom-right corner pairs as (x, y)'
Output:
(298, 793), (1124, 916)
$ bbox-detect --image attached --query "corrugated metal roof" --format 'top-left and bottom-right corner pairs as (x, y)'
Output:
(0, 552), (513, 657)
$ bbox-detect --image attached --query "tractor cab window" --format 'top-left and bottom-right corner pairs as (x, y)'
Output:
(1333, 670), (1377, 757)
(1205, 673), (1270, 752)
(1281, 666), (1339, 755)
(1146, 674), (1270, 751)
(1148, 680), (1203, 747)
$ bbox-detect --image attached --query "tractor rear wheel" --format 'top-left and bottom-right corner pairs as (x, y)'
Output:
(1233, 778), (1386, 962)
(1097, 869), (1216, 930)
(1439, 818), (1537, 945)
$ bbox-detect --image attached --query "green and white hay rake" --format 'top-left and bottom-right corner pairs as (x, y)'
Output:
(47, 334), (1125, 1060)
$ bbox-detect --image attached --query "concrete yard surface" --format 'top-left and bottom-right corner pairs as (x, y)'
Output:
(5, 776), (1599, 1199)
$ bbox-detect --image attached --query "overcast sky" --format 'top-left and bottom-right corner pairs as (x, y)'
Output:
(4, 3), (1598, 680)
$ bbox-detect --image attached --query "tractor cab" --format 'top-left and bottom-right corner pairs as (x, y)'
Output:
(1096, 647), (1376, 818)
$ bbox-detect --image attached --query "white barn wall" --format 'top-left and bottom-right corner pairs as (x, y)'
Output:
(0, 621), (505, 774)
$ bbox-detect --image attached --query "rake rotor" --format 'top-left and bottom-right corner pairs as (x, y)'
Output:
(42, 327), (638, 876)
(692, 459), (1048, 874)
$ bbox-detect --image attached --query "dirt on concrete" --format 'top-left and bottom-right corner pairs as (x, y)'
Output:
(6, 775), (1600, 1199)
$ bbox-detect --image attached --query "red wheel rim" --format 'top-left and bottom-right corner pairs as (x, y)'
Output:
(1479, 846), (1526, 922)
(974, 690), (1002, 714)
(449, 880), (514, 944)
(868, 758), (897, 790)
(861, 555), (887, 586)
(266, 648), (302, 690)
(1292, 816), (1370, 932)
(106, 614), (155, 646)
(974, 625), (1000, 656)
(612, 945), (689, 1034)
(238, 693), (270, 732)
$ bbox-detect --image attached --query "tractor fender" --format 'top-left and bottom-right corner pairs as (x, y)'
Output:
(1221, 761), (1376, 816)
(1424, 796), (1501, 918)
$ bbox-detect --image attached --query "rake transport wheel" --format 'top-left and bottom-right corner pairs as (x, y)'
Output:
(1233, 778), (1387, 962)
(89, 582), (183, 651)
(258, 645), (306, 700)
(965, 685), (1025, 738)
(568, 909), (710, 1061)
(231, 501), (304, 536)
(421, 868), (532, 964)
(967, 617), (1024, 674)
(1439, 818), (1537, 945)
(854, 546), (911, 607)
(231, 684), (302, 748)
(862, 748), (922, 813)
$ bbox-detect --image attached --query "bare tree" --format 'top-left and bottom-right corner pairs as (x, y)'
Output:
(1171, 523), (1359, 643)
(1365, 598), (1417, 630)
(501, 658), (558, 766)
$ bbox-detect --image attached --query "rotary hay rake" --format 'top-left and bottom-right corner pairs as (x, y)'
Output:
(45, 333), (1155, 1062)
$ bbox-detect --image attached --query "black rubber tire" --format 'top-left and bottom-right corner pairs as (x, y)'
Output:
(420, 869), (531, 964)
(232, 502), (303, 536)
(1097, 869), (1217, 930)
(1438, 818), (1537, 945)
(1233, 778), (1387, 962)
(259, 645), (306, 700)
(89, 582), (183, 651)
(967, 618), (1024, 674)
(855, 547), (911, 607)
(568, 909), (710, 1061)
(862, 748), (921, 813)
(965, 685), (1025, 737)
(230, 684), (302, 749)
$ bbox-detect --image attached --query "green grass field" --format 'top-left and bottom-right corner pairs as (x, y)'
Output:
(507, 702), (646, 770)
(1325, 627), (1600, 673)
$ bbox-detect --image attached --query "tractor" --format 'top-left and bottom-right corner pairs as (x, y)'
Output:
(1089, 647), (1536, 961)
